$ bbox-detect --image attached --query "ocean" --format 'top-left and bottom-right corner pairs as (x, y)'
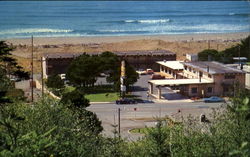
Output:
(0, 1), (249, 39)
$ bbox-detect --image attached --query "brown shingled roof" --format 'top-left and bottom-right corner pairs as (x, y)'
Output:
(43, 50), (175, 58)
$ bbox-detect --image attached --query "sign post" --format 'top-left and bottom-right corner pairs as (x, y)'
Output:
(120, 60), (126, 99)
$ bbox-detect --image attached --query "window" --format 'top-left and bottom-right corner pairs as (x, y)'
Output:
(207, 87), (213, 93)
(225, 74), (235, 79)
(208, 74), (212, 78)
(189, 67), (192, 71)
(191, 87), (198, 94)
(223, 87), (229, 92)
(184, 66), (187, 70)
(199, 72), (203, 77)
(193, 70), (196, 74)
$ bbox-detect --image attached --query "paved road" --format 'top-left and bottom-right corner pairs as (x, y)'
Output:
(88, 101), (223, 141)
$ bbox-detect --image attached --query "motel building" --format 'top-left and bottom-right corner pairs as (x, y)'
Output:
(148, 61), (245, 99)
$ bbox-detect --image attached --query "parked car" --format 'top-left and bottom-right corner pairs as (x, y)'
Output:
(136, 69), (147, 75)
(116, 98), (137, 104)
(146, 69), (154, 74)
(203, 96), (225, 103)
(151, 74), (165, 80)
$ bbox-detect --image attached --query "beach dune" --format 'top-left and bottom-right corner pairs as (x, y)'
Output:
(3, 32), (249, 73)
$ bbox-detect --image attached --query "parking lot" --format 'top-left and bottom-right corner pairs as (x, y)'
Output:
(132, 74), (190, 102)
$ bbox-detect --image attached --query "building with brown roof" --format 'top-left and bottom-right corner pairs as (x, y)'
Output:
(42, 50), (176, 78)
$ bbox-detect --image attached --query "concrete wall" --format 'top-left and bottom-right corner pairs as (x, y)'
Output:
(243, 65), (250, 89)
(45, 53), (176, 76)
(212, 73), (245, 96)
(187, 84), (214, 97)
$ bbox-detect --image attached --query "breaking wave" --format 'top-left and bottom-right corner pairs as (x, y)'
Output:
(0, 28), (74, 35)
(124, 19), (171, 24)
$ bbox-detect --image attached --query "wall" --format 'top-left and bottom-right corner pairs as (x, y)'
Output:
(213, 73), (245, 96)
(243, 65), (250, 89)
(45, 53), (176, 76)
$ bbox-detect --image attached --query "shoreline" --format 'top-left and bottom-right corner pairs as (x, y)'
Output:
(4, 32), (249, 46)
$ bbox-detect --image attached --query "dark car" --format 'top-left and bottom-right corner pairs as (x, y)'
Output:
(116, 98), (137, 104)
(203, 96), (225, 103)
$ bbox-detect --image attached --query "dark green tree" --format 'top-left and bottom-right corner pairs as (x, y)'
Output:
(145, 120), (171, 157)
(66, 52), (138, 92)
(239, 35), (250, 61)
(198, 49), (222, 61)
(0, 41), (29, 80)
(46, 74), (65, 89)
(99, 51), (120, 73)
(221, 35), (250, 63)
(46, 74), (65, 96)
(0, 67), (12, 103)
(66, 54), (102, 88)
(124, 61), (139, 92)
(61, 89), (103, 135)
(77, 109), (103, 135)
(61, 89), (90, 109)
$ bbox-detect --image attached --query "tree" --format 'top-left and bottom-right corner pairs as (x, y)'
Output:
(220, 35), (250, 63)
(66, 52), (139, 92)
(124, 61), (139, 92)
(0, 67), (12, 103)
(99, 53), (138, 92)
(99, 51), (120, 73)
(198, 49), (221, 61)
(61, 89), (90, 109)
(46, 74), (65, 96)
(77, 109), (103, 135)
(66, 54), (102, 88)
(239, 35), (250, 61)
(0, 97), (105, 156)
(144, 120), (171, 157)
(0, 41), (29, 80)
(46, 74), (65, 89)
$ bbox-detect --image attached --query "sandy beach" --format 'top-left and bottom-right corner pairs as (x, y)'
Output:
(3, 32), (249, 73)
(5, 32), (249, 45)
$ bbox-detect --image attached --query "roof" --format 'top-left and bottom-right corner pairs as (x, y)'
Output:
(43, 50), (175, 59)
(149, 78), (213, 86)
(157, 61), (184, 70)
(182, 61), (244, 74)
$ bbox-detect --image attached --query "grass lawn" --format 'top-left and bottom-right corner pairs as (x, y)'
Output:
(85, 92), (119, 102)
(64, 85), (137, 102)
(130, 127), (153, 134)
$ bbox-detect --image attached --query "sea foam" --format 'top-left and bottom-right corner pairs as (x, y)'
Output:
(0, 28), (73, 35)
(125, 19), (171, 24)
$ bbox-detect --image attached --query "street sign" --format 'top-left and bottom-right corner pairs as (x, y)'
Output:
(120, 77), (125, 85)
(120, 85), (126, 92)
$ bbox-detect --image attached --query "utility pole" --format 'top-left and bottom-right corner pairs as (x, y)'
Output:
(118, 108), (121, 137)
(40, 56), (44, 98)
(31, 35), (34, 102)
(238, 46), (241, 66)
(120, 60), (126, 99)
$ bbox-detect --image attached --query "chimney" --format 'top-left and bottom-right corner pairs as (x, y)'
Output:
(207, 66), (209, 72)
